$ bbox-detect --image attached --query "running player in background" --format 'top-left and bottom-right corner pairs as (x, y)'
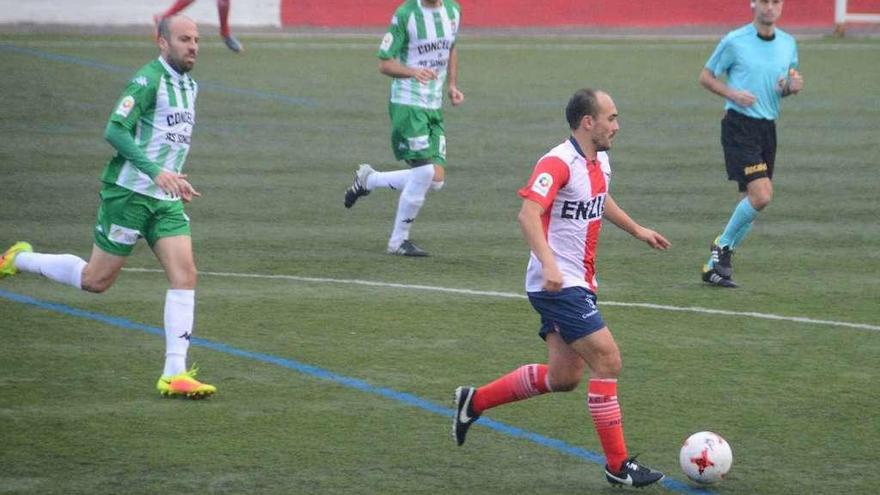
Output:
(343, 0), (463, 257)
(1, 15), (216, 399)
(699, 0), (802, 287)
(453, 89), (670, 488)
(155, 0), (243, 53)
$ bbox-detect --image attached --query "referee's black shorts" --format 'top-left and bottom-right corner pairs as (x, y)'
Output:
(721, 109), (777, 192)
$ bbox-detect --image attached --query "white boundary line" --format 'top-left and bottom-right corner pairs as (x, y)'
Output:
(123, 268), (880, 332)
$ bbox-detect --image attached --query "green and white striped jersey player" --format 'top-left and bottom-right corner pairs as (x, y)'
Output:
(344, 0), (464, 258)
(104, 56), (198, 200)
(0, 15), (215, 399)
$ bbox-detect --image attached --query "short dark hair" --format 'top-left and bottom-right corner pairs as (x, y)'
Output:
(565, 88), (600, 130)
(157, 16), (173, 41)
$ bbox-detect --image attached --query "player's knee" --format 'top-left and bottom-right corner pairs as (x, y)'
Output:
(81, 274), (113, 294)
(592, 354), (622, 378)
(551, 376), (581, 392)
(548, 369), (582, 391)
(750, 192), (772, 210)
(170, 268), (198, 289)
(429, 165), (445, 191)
(604, 359), (623, 378)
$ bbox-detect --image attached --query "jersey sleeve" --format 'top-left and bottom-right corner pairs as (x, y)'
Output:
(705, 35), (733, 77)
(377, 12), (407, 60)
(108, 77), (155, 130)
(517, 156), (570, 210)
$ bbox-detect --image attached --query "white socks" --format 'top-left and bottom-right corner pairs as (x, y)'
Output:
(163, 289), (194, 377)
(14, 252), (86, 289)
(366, 169), (411, 191)
(389, 164), (434, 249)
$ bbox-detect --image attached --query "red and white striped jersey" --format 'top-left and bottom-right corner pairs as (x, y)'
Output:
(517, 137), (611, 293)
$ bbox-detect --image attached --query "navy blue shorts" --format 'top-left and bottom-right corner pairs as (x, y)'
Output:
(527, 286), (607, 344)
(721, 110), (777, 192)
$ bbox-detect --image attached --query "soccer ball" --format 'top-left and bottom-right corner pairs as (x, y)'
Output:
(679, 431), (733, 484)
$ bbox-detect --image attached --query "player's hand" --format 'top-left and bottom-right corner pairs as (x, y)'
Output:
(729, 90), (756, 107)
(413, 68), (437, 84)
(785, 68), (804, 94)
(178, 179), (201, 203)
(542, 265), (564, 293)
(635, 227), (671, 250)
(154, 170), (198, 201)
(448, 85), (464, 106)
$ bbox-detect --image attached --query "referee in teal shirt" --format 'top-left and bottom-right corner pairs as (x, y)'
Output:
(700, 0), (803, 288)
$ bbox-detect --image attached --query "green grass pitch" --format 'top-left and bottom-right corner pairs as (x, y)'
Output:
(0, 33), (878, 494)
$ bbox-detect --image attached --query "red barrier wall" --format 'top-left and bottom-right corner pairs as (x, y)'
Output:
(281, 0), (880, 28)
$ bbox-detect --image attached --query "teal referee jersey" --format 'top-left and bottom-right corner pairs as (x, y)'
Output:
(705, 23), (799, 120)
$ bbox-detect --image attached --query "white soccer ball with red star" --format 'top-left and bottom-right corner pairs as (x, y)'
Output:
(679, 431), (733, 484)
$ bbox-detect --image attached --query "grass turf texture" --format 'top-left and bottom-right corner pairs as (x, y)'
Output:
(1, 34), (878, 494)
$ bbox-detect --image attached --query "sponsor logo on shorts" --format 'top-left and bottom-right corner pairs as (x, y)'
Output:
(115, 96), (135, 118)
(407, 135), (430, 151)
(531, 173), (553, 197)
(109, 224), (141, 245)
(744, 162), (768, 176)
(380, 32), (394, 52)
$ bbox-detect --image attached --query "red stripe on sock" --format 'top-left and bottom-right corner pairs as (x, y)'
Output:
(473, 364), (550, 414)
(588, 378), (628, 473)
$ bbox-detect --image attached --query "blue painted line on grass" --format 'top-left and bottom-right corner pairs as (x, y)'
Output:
(0, 288), (713, 494)
(0, 43), (318, 107)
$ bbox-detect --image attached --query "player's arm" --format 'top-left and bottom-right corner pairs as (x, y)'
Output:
(103, 121), (161, 180)
(377, 14), (435, 84)
(104, 123), (199, 202)
(378, 58), (436, 84)
(699, 68), (755, 108)
(446, 45), (464, 106)
(603, 194), (670, 250)
(518, 199), (563, 292)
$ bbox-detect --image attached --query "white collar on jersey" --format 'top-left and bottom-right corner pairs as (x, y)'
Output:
(158, 56), (186, 79)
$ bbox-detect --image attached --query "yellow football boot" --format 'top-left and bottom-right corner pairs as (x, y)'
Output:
(156, 367), (217, 399)
(0, 242), (33, 278)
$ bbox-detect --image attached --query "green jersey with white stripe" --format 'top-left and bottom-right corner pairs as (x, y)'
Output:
(103, 57), (197, 200)
(377, 0), (461, 110)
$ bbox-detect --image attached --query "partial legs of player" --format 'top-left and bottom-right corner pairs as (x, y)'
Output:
(155, 0), (243, 53)
(453, 330), (664, 488)
(2, 239), (215, 399)
(344, 162), (444, 257)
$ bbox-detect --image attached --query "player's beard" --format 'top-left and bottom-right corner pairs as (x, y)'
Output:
(594, 134), (613, 152)
(167, 52), (195, 74)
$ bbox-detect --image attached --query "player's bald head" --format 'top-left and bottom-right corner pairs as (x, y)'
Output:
(157, 14), (197, 42)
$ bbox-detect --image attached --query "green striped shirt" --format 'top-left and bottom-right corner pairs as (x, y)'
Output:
(377, 0), (461, 110)
(103, 57), (198, 200)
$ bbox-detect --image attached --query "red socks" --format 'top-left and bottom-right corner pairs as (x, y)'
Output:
(217, 0), (231, 37)
(472, 364), (550, 414)
(588, 378), (628, 473)
(470, 367), (629, 473)
(160, 0), (196, 18)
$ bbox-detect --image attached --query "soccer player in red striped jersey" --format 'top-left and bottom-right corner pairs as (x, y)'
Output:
(155, 0), (243, 53)
(453, 89), (670, 488)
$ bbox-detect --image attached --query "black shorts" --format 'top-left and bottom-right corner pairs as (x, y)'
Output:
(721, 110), (777, 192)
